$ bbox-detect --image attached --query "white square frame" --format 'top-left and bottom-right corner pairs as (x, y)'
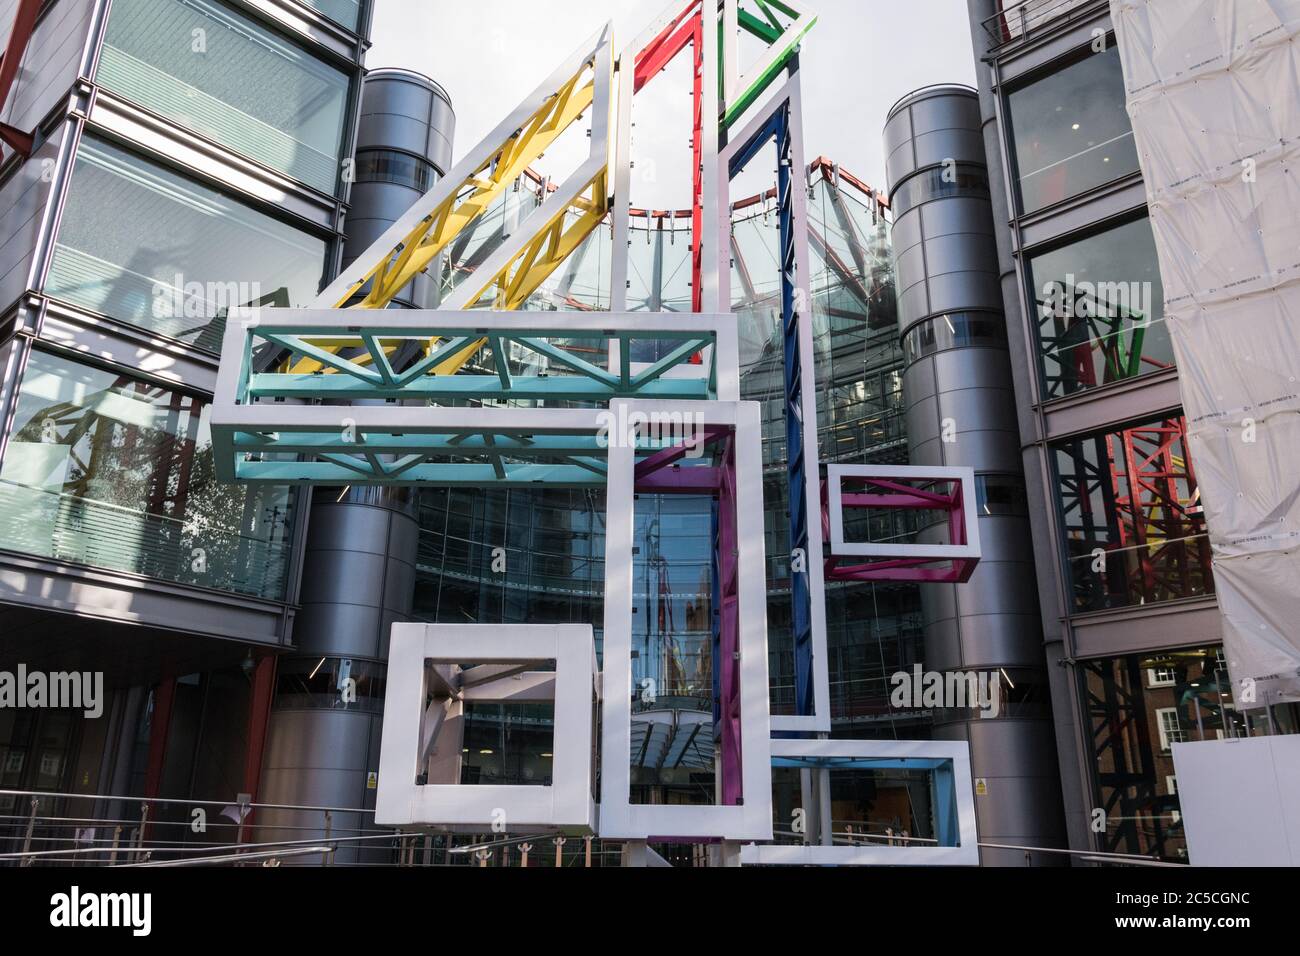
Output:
(740, 739), (980, 866)
(598, 399), (773, 841)
(827, 464), (981, 561)
(375, 623), (598, 833)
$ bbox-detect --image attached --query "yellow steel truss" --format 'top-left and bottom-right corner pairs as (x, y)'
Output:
(289, 47), (611, 376)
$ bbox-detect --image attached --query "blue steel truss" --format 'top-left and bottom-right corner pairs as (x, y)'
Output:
(728, 101), (815, 721)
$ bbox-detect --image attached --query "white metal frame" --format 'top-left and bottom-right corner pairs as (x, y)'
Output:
(826, 464), (981, 561)
(721, 0), (818, 123)
(717, 73), (830, 733)
(210, 310), (742, 483)
(312, 25), (615, 311)
(375, 623), (598, 833)
(740, 739), (980, 866)
(598, 399), (773, 841)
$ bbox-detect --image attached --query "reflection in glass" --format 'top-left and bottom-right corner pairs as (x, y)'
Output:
(890, 162), (989, 219)
(300, 0), (363, 31)
(460, 702), (555, 786)
(1028, 216), (1171, 399)
(98, 0), (351, 193)
(1054, 416), (1213, 613)
(1007, 44), (1139, 214)
(45, 138), (328, 353)
(1080, 647), (1292, 862)
(355, 149), (439, 193)
(0, 351), (294, 598)
(771, 766), (945, 848)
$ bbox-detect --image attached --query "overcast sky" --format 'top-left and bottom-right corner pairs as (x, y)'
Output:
(368, 0), (978, 207)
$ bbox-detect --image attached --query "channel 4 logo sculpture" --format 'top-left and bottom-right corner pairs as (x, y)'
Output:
(210, 0), (980, 865)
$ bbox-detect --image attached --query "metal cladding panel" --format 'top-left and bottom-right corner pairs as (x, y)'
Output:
(298, 548), (390, 608)
(345, 187), (429, 234)
(964, 717), (1062, 782)
(921, 615), (1046, 673)
(890, 201), (924, 250)
(897, 278), (932, 328)
(356, 71), (456, 173)
(306, 502), (411, 555)
(894, 234), (927, 294)
(921, 561), (1043, 631)
(294, 601), (387, 659)
(263, 707), (372, 768)
(907, 91), (982, 140)
(921, 231), (1001, 280)
(910, 430), (1023, 477)
(882, 102), (913, 157)
(903, 129), (986, 182)
(920, 196), (996, 241)
(884, 87), (984, 191)
(1111, 0), (1300, 706)
(925, 270), (1004, 316)
(930, 346), (1016, 395)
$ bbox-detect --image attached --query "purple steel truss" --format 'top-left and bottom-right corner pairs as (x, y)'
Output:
(634, 430), (743, 806)
(822, 473), (979, 584)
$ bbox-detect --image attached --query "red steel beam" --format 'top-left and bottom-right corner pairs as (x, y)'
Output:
(0, 0), (42, 156)
(241, 651), (278, 825)
(633, 1), (705, 314)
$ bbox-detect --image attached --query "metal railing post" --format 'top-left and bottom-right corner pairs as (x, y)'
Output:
(19, 797), (38, 867)
(109, 824), (122, 866)
(135, 804), (149, 862)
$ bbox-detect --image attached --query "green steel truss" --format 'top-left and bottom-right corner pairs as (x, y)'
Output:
(211, 309), (739, 487)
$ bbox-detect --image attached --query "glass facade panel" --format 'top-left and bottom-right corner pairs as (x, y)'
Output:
(45, 138), (329, 353)
(1006, 43), (1139, 214)
(889, 162), (989, 219)
(902, 311), (1007, 366)
(0, 351), (294, 599)
(300, 0), (363, 31)
(355, 148), (438, 192)
(1053, 416), (1214, 613)
(1080, 646), (1286, 862)
(1028, 216), (1172, 399)
(97, 0), (351, 194)
(771, 765), (943, 848)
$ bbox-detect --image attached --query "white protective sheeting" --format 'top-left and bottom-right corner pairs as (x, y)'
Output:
(1111, 0), (1300, 707)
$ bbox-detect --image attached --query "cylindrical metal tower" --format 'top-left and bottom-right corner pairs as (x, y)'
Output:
(883, 85), (1065, 864)
(255, 70), (454, 862)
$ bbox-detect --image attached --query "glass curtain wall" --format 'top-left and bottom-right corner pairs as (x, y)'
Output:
(45, 138), (329, 353)
(97, 0), (352, 194)
(0, 350), (294, 599)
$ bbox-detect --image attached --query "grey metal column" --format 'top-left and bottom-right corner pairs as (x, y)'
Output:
(883, 85), (1065, 865)
(255, 71), (454, 863)
(964, 0), (1094, 857)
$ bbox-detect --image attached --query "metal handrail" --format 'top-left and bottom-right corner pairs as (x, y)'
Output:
(980, 0), (1106, 47)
